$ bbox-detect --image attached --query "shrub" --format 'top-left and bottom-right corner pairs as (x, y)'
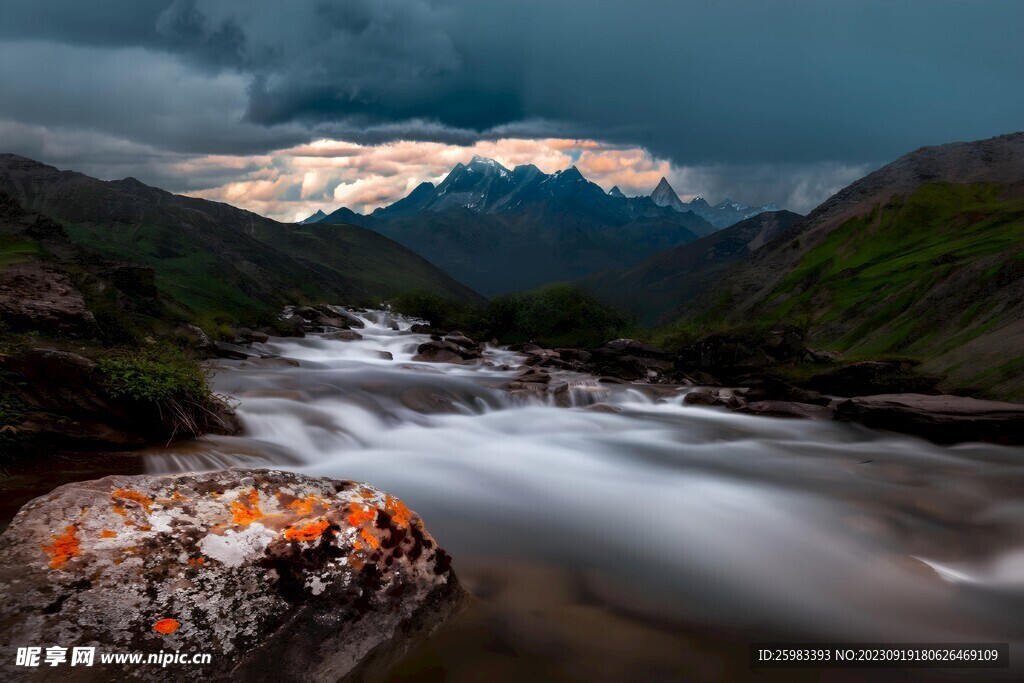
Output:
(485, 284), (630, 348)
(97, 348), (209, 404)
(386, 291), (482, 333)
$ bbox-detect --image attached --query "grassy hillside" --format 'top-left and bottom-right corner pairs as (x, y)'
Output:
(351, 205), (708, 297)
(0, 154), (482, 325)
(581, 211), (802, 325)
(754, 182), (1024, 397)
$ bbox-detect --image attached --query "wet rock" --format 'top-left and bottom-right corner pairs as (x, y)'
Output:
(175, 324), (214, 352)
(410, 324), (448, 336)
(584, 403), (623, 414)
(413, 339), (480, 364)
(322, 329), (363, 341)
(275, 314), (307, 338)
(316, 305), (366, 329)
(0, 469), (466, 682)
(444, 332), (479, 351)
(679, 370), (722, 386)
(524, 352), (572, 370)
(587, 339), (676, 382)
(234, 328), (270, 344)
(399, 388), (459, 414)
(554, 348), (592, 364)
(804, 360), (940, 397)
(735, 400), (835, 420)
(213, 341), (278, 360)
(513, 367), (551, 384)
(412, 349), (465, 364)
(292, 305), (320, 320)
(683, 388), (744, 409)
(0, 262), (97, 335)
(834, 393), (1024, 444)
(743, 378), (831, 406)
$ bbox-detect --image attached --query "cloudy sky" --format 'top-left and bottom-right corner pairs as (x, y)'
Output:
(1, 0), (1022, 221)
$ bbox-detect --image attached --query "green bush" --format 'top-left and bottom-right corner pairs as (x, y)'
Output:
(485, 284), (630, 348)
(386, 291), (482, 333)
(97, 348), (209, 404)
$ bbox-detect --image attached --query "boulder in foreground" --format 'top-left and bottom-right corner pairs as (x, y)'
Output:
(0, 468), (465, 682)
(835, 393), (1024, 444)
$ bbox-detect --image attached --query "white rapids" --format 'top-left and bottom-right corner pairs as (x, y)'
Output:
(144, 310), (1024, 661)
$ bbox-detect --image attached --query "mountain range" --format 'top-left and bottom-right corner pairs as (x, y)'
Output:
(303, 156), (779, 295)
(650, 177), (780, 229)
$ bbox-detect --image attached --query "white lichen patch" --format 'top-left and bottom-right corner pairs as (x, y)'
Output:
(199, 522), (275, 568)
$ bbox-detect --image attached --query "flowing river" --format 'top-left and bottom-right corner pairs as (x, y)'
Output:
(145, 311), (1024, 682)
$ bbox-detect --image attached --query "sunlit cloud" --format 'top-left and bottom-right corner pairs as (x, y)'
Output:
(182, 136), (866, 222)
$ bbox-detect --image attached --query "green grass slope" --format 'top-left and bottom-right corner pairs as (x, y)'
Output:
(0, 154), (481, 324)
(581, 211), (802, 325)
(683, 133), (1024, 400)
(759, 183), (1024, 397)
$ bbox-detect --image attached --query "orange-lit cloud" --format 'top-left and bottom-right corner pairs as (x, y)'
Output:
(186, 136), (808, 222)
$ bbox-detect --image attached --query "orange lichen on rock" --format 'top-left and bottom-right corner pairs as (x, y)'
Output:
(156, 491), (188, 504)
(41, 525), (81, 569)
(230, 489), (264, 525)
(111, 505), (127, 516)
(100, 530), (117, 539)
(111, 489), (154, 513)
(284, 519), (331, 542)
(187, 557), (205, 566)
(384, 495), (413, 528)
(360, 527), (380, 550)
(153, 618), (179, 635)
(288, 495), (321, 515)
(347, 504), (376, 528)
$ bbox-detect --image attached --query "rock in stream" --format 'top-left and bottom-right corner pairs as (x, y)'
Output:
(0, 468), (466, 681)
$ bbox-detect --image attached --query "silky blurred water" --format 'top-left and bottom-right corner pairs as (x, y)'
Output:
(145, 311), (1024, 668)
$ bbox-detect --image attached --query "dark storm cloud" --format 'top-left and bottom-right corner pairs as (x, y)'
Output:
(0, 0), (1021, 202)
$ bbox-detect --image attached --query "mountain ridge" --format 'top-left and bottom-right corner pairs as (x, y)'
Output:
(308, 158), (779, 232)
(0, 154), (483, 321)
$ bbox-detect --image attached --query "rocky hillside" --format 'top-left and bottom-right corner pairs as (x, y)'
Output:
(684, 132), (1024, 399)
(0, 154), (482, 322)
(581, 210), (803, 324)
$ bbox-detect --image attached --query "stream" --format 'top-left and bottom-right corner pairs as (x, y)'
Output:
(144, 310), (1024, 681)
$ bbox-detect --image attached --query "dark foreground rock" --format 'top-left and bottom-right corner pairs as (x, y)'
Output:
(835, 393), (1024, 444)
(736, 400), (835, 420)
(0, 468), (466, 682)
